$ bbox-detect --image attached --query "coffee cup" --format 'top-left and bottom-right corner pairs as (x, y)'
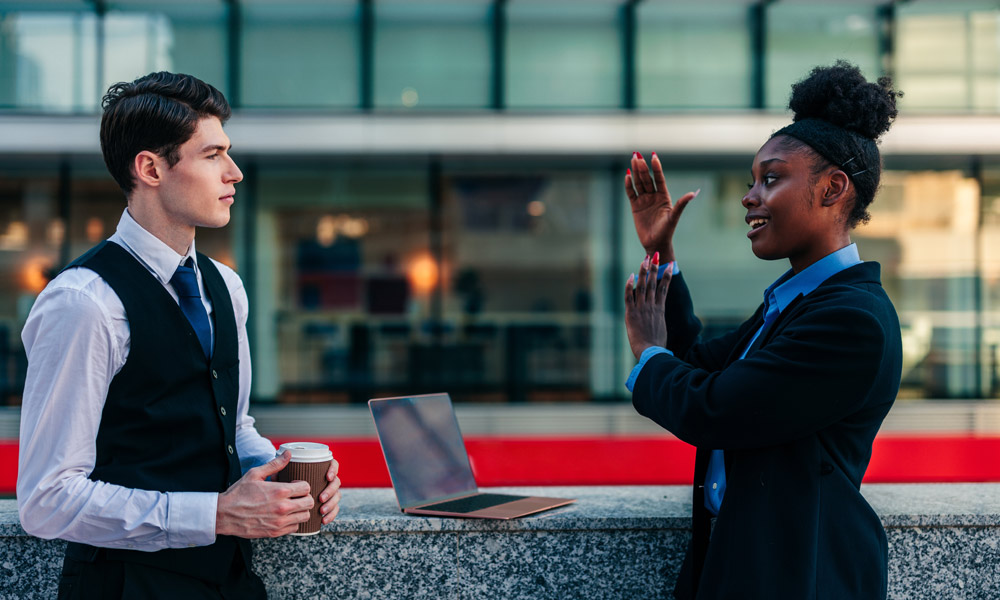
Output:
(274, 442), (333, 536)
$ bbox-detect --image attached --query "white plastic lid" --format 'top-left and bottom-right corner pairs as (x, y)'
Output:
(278, 442), (333, 463)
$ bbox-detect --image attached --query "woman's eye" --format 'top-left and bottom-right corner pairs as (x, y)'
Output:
(746, 182), (754, 190)
(763, 174), (777, 185)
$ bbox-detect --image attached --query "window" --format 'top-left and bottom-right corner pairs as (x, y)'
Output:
(103, 1), (229, 97)
(896, 1), (1000, 112)
(0, 164), (61, 403)
(251, 164), (430, 402)
(240, 0), (359, 108)
(505, 2), (623, 109)
(636, 3), (751, 109)
(859, 168), (982, 398)
(374, 1), (492, 110)
(766, 3), (881, 109)
(0, 3), (98, 111)
(441, 168), (616, 401)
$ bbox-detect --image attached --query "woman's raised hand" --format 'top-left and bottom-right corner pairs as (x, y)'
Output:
(625, 152), (699, 262)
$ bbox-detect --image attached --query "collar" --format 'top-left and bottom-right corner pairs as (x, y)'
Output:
(764, 243), (862, 315)
(113, 208), (199, 284)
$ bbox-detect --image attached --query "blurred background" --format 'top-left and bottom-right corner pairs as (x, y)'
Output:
(1, 0), (999, 487)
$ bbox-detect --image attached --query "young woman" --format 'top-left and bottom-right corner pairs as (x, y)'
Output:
(623, 62), (903, 599)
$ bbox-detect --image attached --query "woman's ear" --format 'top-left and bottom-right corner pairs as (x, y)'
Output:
(821, 169), (851, 207)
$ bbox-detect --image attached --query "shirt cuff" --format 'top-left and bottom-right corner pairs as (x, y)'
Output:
(165, 491), (218, 548)
(658, 262), (680, 279)
(625, 346), (673, 392)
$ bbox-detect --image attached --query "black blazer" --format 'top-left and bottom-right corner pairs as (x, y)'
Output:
(632, 262), (902, 600)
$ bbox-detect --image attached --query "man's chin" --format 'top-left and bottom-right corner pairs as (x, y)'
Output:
(199, 214), (232, 229)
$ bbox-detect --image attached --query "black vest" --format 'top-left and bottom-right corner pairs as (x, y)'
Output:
(63, 241), (250, 583)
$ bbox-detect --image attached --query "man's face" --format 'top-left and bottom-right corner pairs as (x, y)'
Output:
(156, 116), (242, 231)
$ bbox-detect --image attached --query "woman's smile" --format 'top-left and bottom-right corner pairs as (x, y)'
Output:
(746, 215), (769, 238)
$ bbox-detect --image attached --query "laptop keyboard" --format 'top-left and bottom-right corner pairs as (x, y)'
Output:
(417, 493), (529, 514)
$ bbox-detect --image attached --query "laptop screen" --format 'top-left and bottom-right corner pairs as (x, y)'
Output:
(369, 394), (478, 509)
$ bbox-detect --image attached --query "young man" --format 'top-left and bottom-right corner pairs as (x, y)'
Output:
(17, 72), (341, 599)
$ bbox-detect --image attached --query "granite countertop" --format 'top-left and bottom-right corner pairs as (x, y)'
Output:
(2, 483), (999, 538)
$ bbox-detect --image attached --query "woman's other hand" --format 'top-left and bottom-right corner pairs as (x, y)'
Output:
(625, 152), (699, 262)
(625, 252), (671, 360)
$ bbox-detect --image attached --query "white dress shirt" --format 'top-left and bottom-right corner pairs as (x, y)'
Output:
(17, 208), (277, 551)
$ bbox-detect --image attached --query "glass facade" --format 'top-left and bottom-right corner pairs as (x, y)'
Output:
(3, 1), (1000, 407)
(103, 1), (229, 99)
(0, 3), (97, 111)
(7, 1), (1000, 114)
(373, 2), (491, 109)
(765, 3), (881, 109)
(895, 1), (1000, 112)
(505, 3), (623, 109)
(636, 3), (751, 109)
(251, 163), (431, 402)
(240, 1), (359, 108)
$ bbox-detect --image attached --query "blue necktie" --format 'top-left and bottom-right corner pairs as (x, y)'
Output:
(170, 257), (212, 359)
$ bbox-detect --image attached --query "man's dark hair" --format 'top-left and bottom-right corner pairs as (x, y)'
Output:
(100, 72), (232, 195)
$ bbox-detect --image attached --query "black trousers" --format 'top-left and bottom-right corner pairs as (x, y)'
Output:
(57, 549), (267, 600)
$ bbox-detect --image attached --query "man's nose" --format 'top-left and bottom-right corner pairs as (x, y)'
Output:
(226, 155), (243, 184)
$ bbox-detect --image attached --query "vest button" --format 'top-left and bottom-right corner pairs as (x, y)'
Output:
(220, 406), (227, 416)
(212, 370), (218, 379)
(228, 445), (234, 454)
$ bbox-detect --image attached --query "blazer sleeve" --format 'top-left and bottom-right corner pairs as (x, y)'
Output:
(633, 296), (887, 450)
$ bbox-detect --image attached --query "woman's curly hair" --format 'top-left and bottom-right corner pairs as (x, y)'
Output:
(775, 60), (902, 228)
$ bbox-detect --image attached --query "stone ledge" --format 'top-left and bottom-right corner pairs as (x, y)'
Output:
(1, 484), (998, 599)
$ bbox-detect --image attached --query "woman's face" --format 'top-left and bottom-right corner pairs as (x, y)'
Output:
(743, 136), (845, 272)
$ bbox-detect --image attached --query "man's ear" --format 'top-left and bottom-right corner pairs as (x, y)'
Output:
(133, 151), (163, 189)
(821, 169), (851, 207)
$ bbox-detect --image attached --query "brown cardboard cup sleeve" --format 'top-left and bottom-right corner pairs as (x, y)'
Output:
(274, 442), (333, 536)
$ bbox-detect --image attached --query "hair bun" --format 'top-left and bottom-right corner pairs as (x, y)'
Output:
(788, 60), (900, 140)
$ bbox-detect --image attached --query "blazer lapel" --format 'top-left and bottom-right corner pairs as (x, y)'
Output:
(747, 293), (806, 354)
(724, 304), (767, 365)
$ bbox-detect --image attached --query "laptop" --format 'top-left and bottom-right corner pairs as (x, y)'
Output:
(368, 393), (575, 519)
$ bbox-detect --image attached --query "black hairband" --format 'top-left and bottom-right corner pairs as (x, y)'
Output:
(773, 118), (876, 182)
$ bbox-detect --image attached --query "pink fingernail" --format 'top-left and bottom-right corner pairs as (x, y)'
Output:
(693, 188), (701, 198)
(627, 273), (635, 285)
(626, 168), (631, 176)
(637, 152), (644, 159)
(652, 251), (659, 264)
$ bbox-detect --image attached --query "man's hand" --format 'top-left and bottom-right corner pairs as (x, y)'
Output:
(625, 152), (699, 261)
(317, 458), (342, 525)
(625, 252), (671, 360)
(216, 450), (313, 538)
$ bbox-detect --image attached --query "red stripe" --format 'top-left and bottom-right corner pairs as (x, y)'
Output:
(2, 435), (999, 493)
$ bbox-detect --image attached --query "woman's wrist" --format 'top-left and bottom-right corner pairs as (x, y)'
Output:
(646, 246), (674, 264)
